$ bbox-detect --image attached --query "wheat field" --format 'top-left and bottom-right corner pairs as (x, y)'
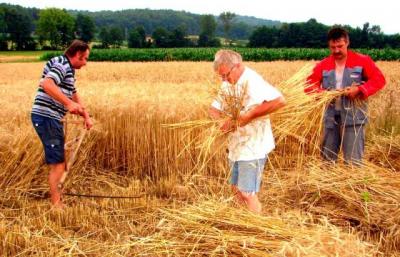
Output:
(0, 61), (399, 256)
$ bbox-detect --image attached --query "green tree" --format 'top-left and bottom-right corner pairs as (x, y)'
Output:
(369, 25), (385, 48)
(248, 19), (329, 48)
(198, 14), (220, 47)
(229, 22), (252, 41)
(108, 26), (124, 47)
(386, 34), (400, 48)
(248, 26), (279, 47)
(128, 30), (142, 48)
(200, 14), (217, 38)
(152, 27), (170, 47)
(69, 8), (280, 40)
(36, 8), (75, 49)
(169, 25), (190, 47)
(0, 7), (5, 30)
(278, 23), (301, 47)
(76, 13), (95, 43)
(128, 26), (146, 48)
(136, 26), (146, 45)
(301, 18), (327, 48)
(0, 7), (7, 50)
(219, 12), (236, 45)
(99, 27), (111, 48)
(347, 26), (363, 48)
(3, 7), (35, 50)
(361, 22), (370, 48)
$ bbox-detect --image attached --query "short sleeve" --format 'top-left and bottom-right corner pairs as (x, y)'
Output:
(247, 77), (282, 107)
(45, 62), (66, 85)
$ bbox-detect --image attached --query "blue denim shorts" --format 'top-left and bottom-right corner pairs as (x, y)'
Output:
(31, 114), (65, 164)
(229, 158), (267, 193)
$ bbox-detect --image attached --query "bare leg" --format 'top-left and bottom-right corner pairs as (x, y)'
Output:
(241, 192), (262, 214)
(232, 185), (246, 204)
(48, 162), (65, 208)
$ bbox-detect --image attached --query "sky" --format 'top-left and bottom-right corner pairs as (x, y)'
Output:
(3, 0), (399, 34)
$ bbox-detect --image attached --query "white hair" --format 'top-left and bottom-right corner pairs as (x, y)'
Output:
(213, 49), (242, 71)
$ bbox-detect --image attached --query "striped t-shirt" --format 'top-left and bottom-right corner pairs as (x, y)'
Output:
(32, 55), (76, 121)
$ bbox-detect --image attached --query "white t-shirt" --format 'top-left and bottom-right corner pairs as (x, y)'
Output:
(211, 67), (283, 161)
(335, 66), (344, 110)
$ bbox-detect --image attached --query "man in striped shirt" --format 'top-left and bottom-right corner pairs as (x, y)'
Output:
(31, 40), (93, 208)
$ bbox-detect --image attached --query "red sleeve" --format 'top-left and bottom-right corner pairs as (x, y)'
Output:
(358, 56), (386, 99)
(305, 62), (324, 94)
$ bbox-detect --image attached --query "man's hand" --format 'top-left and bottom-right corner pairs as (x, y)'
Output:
(66, 101), (84, 115)
(84, 116), (93, 130)
(344, 83), (361, 100)
(220, 118), (236, 133)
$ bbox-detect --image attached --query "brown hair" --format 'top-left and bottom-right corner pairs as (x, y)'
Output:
(64, 40), (90, 57)
(327, 27), (349, 42)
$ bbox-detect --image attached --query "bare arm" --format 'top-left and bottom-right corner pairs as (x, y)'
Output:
(72, 92), (93, 130)
(41, 78), (83, 114)
(239, 96), (286, 127)
(72, 92), (90, 119)
(209, 107), (223, 120)
(42, 78), (72, 107)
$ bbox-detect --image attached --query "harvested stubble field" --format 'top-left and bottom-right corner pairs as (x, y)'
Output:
(0, 61), (399, 256)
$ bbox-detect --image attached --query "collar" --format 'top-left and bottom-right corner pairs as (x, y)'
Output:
(64, 54), (75, 74)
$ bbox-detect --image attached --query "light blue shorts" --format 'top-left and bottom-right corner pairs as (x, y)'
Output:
(229, 158), (267, 193)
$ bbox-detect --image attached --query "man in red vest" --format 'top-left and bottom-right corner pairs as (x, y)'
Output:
(306, 27), (385, 164)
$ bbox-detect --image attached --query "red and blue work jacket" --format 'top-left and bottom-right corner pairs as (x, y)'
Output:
(306, 50), (386, 127)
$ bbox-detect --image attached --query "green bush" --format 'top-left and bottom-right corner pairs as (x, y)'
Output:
(40, 48), (400, 62)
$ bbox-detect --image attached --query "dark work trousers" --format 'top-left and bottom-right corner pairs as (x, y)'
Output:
(321, 113), (365, 165)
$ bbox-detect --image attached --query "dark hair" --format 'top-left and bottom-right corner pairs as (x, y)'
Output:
(64, 40), (90, 57)
(327, 27), (349, 41)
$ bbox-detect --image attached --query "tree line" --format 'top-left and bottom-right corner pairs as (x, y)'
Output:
(0, 3), (399, 50)
(249, 19), (400, 48)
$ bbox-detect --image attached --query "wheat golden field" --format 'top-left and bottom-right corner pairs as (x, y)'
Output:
(0, 61), (399, 256)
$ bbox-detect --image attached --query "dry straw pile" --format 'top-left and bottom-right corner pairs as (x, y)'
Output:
(264, 159), (400, 253)
(134, 199), (376, 257)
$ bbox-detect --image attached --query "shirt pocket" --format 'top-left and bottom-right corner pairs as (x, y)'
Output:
(349, 67), (363, 84)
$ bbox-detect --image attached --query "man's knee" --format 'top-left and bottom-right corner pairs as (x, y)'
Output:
(240, 191), (257, 202)
(49, 162), (66, 174)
